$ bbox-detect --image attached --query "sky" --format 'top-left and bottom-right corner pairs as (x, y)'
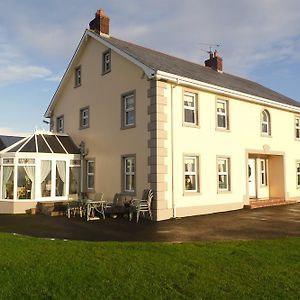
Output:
(1, 0), (300, 136)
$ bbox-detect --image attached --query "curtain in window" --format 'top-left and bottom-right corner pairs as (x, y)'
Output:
(56, 161), (66, 196)
(24, 166), (35, 199)
(41, 161), (51, 183)
(2, 166), (13, 199)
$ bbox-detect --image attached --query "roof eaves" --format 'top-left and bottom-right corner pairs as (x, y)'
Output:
(157, 70), (300, 113)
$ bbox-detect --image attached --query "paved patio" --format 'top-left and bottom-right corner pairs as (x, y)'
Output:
(0, 204), (299, 242)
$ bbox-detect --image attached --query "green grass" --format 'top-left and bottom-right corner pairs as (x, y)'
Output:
(0, 234), (299, 300)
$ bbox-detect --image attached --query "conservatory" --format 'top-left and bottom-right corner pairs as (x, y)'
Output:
(0, 132), (81, 214)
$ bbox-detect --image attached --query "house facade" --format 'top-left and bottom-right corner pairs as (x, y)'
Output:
(45, 10), (300, 221)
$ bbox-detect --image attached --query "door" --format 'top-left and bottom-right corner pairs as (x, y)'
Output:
(248, 159), (256, 198)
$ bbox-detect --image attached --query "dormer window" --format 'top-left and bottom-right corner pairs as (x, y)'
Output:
(102, 49), (111, 74)
(75, 66), (81, 87)
(261, 109), (271, 136)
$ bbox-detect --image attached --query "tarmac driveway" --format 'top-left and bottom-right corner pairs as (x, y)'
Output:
(0, 204), (299, 242)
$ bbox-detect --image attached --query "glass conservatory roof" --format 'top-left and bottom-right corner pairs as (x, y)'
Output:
(1, 132), (80, 154)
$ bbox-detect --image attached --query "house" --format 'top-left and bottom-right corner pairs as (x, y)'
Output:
(44, 9), (300, 221)
(0, 132), (80, 214)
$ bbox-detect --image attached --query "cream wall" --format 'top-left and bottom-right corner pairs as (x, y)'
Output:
(164, 83), (300, 217)
(52, 37), (150, 202)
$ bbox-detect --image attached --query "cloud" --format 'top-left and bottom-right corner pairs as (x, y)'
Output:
(0, 43), (53, 85)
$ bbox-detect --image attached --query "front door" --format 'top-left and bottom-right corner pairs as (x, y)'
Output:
(248, 159), (256, 198)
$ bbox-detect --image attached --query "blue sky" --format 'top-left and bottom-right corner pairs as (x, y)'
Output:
(1, 0), (300, 136)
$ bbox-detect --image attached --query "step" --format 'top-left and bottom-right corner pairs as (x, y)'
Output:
(244, 200), (297, 209)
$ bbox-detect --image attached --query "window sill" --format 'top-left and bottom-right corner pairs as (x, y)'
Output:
(183, 123), (200, 128)
(216, 127), (230, 132)
(121, 124), (136, 130)
(74, 84), (81, 88)
(261, 133), (272, 138)
(102, 70), (111, 76)
(79, 126), (89, 130)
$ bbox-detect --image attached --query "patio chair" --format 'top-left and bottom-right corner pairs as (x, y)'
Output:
(130, 189), (153, 223)
(66, 200), (82, 218)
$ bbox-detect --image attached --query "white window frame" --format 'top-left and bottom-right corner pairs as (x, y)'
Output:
(124, 156), (135, 193)
(80, 107), (89, 129)
(260, 159), (267, 186)
(56, 115), (64, 133)
(295, 117), (300, 139)
(261, 110), (270, 135)
(183, 92), (198, 126)
(217, 157), (230, 191)
(103, 50), (111, 74)
(75, 66), (81, 87)
(86, 160), (95, 191)
(124, 94), (135, 127)
(184, 156), (198, 192)
(216, 99), (228, 129)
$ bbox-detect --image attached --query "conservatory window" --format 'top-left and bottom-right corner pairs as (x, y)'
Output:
(69, 160), (80, 195)
(56, 161), (66, 196)
(2, 164), (14, 199)
(41, 160), (52, 197)
(17, 159), (35, 200)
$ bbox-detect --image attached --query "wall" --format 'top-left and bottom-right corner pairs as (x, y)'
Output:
(162, 83), (300, 218)
(52, 37), (150, 203)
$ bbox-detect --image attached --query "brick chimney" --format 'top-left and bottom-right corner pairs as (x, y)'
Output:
(205, 50), (223, 72)
(89, 9), (110, 36)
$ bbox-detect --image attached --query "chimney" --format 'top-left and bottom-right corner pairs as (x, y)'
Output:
(205, 50), (223, 72)
(89, 9), (110, 36)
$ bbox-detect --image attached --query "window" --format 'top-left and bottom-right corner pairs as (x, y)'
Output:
(41, 160), (52, 197)
(183, 92), (198, 125)
(216, 99), (228, 129)
(86, 160), (95, 191)
(80, 107), (89, 129)
(69, 160), (81, 195)
(56, 161), (66, 196)
(260, 159), (267, 186)
(56, 115), (64, 133)
(261, 109), (271, 135)
(2, 158), (14, 199)
(17, 158), (35, 200)
(123, 156), (135, 193)
(102, 49), (111, 74)
(217, 157), (230, 191)
(295, 117), (300, 139)
(184, 156), (199, 192)
(122, 92), (135, 128)
(297, 162), (300, 188)
(75, 66), (81, 87)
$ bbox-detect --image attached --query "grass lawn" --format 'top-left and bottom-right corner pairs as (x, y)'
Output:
(0, 234), (299, 300)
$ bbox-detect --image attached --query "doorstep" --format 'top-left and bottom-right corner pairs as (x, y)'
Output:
(244, 198), (297, 209)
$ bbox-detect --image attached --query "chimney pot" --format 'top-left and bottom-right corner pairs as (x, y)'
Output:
(89, 9), (110, 36)
(205, 51), (223, 72)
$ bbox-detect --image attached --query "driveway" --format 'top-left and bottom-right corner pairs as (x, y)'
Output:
(0, 204), (299, 242)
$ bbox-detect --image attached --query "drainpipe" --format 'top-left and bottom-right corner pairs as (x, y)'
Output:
(170, 82), (178, 218)
(79, 141), (86, 200)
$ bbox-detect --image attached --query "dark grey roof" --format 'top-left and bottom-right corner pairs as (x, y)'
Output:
(5, 133), (80, 154)
(0, 135), (24, 151)
(100, 34), (300, 108)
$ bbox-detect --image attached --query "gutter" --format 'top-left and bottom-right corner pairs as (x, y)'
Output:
(156, 70), (300, 114)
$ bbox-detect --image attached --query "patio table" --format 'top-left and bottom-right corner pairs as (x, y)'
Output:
(84, 199), (106, 221)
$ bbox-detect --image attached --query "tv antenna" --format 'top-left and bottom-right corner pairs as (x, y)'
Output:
(199, 42), (221, 54)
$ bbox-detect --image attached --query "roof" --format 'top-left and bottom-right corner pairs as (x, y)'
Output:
(45, 29), (300, 117)
(0, 135), (24, 151)
(99, 33), (300, 108)
(1, 132), (80, 155)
